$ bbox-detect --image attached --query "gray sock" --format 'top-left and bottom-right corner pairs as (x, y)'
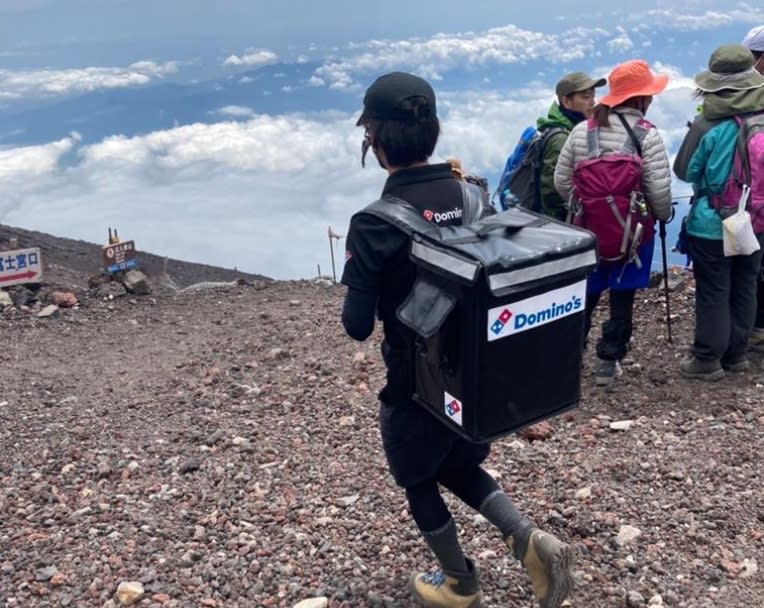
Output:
(479, 490), (530, 541)
(421, 518), (468, 574)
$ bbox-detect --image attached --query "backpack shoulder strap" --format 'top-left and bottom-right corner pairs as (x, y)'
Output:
(361, 182), (491, 238)
(537, 126), (568, 160)
(540, 126), (567, 144)
(615, 112), (653, 157)
(361, 197), (441, 239)
(585, 118), (600, 159)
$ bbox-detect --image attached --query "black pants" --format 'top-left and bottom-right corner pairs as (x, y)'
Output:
(584, 289), (636, 361)
(406, 466), (501, 532)
(688, 235), (764, 361)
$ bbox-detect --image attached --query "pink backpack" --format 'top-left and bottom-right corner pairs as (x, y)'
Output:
(570, 114), (655, 266)
(709, 113), (764, 234)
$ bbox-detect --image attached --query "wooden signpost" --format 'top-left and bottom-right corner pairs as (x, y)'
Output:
(102, 228), (138, 274)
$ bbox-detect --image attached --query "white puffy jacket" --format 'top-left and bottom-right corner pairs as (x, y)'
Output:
(553, 106), (672, 221)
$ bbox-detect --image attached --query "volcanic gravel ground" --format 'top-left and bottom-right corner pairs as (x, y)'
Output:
(0, 279), (762, 607)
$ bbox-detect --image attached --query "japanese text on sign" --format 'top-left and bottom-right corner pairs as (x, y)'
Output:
(0, 247), (43, 287)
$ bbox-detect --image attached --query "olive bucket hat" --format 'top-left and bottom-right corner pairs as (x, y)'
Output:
(694, 44), (764, 93)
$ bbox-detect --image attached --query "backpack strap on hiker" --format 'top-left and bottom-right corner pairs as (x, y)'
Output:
(615, 112), (653, 157)
(362, 197), (440, 239)
(734, 114), (752, 186)
(585, 118), (600, 159)
(361, 181), (493, 239)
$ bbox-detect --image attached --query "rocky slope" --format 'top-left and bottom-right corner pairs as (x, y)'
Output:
(0, 224), (269, 290)
(0, 251), (762, 607)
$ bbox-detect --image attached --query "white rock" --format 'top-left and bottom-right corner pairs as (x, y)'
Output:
(37, 304), (59, 318)
(339, 416), (355, 427)
(575, 486), (592, 500)
(0, 291), (13, 307)
(648, 593), (663, 606)
(292, 598), (328, 608)
(739, 558), (758, 578)
(609, 420), (635, 431)
(616, 524), (642, 546)
(338, 494), (359, 506)
(115, 581), (145, 605)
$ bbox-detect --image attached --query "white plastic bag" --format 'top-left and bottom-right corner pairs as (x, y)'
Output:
(722, 185), (760, 257)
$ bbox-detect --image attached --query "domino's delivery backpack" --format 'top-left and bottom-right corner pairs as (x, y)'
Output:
(359, 182), (598, 442)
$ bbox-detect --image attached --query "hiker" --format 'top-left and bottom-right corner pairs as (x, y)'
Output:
(494, 72), (605, 215)
(536, 72), (606, 220)
(673, 45), (764, 381)
(742, 26), (764, 355)
(554, 60), (672, 385)
(743, 25), (764, 73)
(342, 71), (573, 608)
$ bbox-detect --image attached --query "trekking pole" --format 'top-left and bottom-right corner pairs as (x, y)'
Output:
(658, 220), (673, 343)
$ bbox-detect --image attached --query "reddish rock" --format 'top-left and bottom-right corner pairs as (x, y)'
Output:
(518, 421), (554, 441)
(49, 572), (66, 587)
(50, 291), (78, 307)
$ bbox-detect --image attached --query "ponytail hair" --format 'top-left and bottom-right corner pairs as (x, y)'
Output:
(592, 103), (611, 127)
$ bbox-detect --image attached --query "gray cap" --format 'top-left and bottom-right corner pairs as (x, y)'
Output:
(555, 72), (607, 97)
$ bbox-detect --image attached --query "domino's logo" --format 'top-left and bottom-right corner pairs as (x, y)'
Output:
(490, 308), (513, 335)
(444, 391), (463, 426)
(487, 280), (587, 342)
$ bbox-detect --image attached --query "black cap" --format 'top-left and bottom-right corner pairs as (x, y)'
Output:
(356, 72), (437, 126)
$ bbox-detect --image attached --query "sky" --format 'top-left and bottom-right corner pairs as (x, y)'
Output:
(0, 1), (762, 279)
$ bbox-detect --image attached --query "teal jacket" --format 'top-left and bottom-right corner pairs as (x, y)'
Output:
(674, 87), (764, 240)
(678, 119), (737, 240)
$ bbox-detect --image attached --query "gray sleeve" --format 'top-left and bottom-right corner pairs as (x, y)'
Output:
(641, 129), (672, 222)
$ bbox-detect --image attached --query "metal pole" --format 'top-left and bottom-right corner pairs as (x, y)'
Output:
(329, 232), (337, 283)
(659, 220), (673, 343)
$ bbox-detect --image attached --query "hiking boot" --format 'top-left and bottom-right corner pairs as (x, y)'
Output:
(507, 528), (573, 608)
(721, 354), (750, 372)
(679, 356), (725, 381)
(409, 558), (482, 608)
(594, 358), (621, 386)
(749, 328), (764, 353)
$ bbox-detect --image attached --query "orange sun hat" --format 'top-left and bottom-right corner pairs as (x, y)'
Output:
(599, 60), (669, 107)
